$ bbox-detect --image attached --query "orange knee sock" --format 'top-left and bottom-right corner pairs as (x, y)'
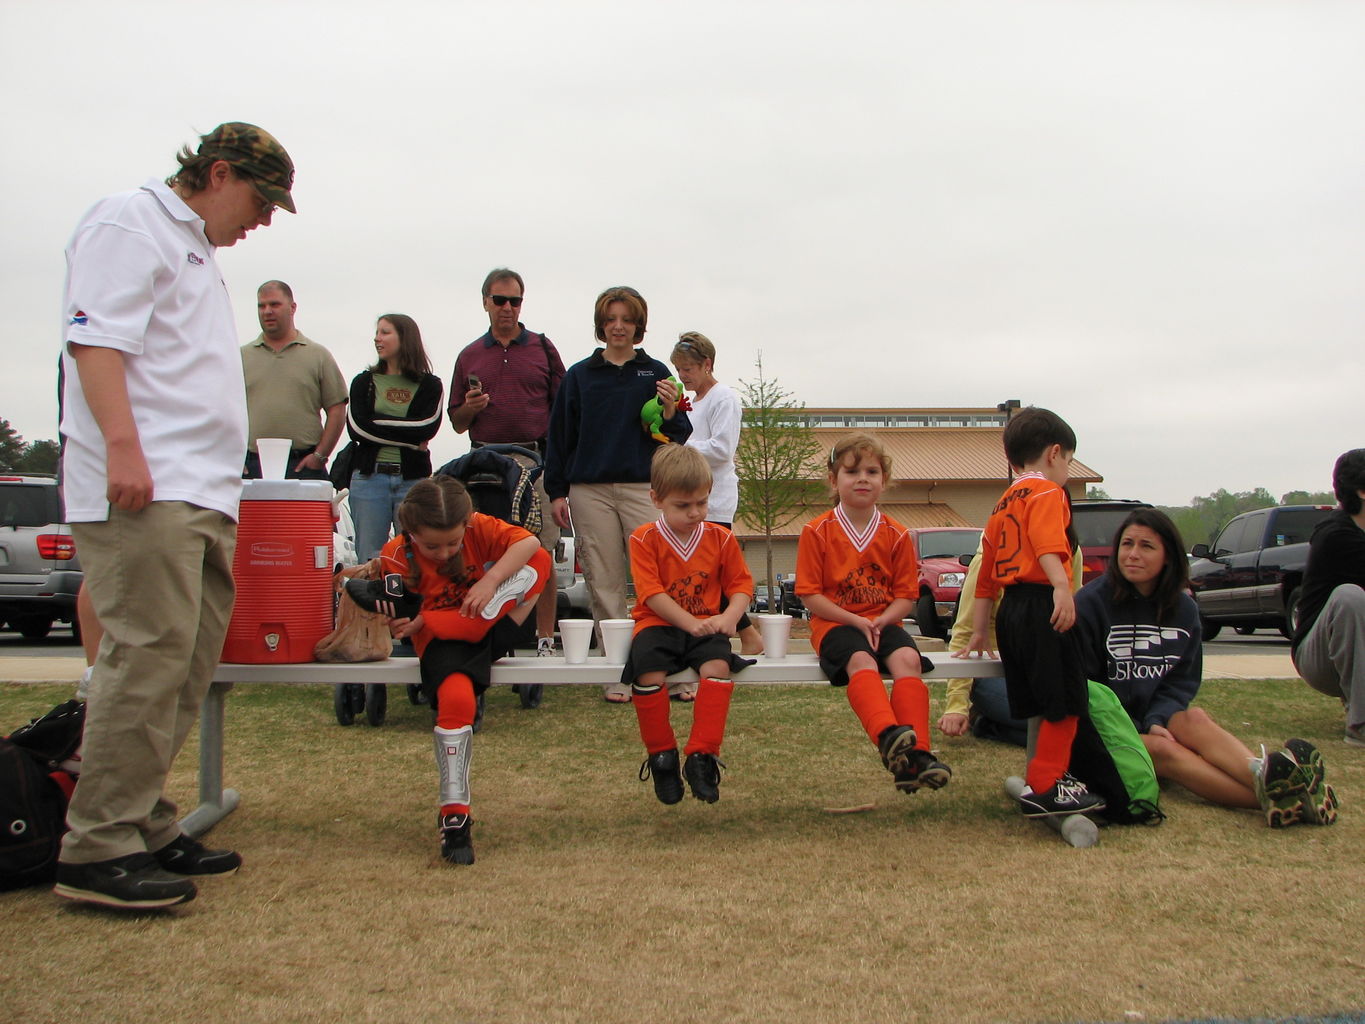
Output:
(847, 669), (896, 746)
(632, 684), (676, 754)
(1027, 715), (1079, 793)
(684, 678), (734, 756)
(890, 676), (931, 750)
(435, 673), (476, 730)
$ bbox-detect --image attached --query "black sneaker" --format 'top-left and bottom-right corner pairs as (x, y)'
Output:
(877, 725), (918, 778)
(683, 752), (725, 803)
(54, 852), (197, 909)
(1018, 773), (1107, 818)
(895, 749), (952, 794)
(639, 748), (684, 805)
(153, 834), (242, 876)
(344, 573), (423, 620)
(439, 812), (475, 865)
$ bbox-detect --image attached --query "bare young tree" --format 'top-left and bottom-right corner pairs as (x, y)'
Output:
(734, 354), (822, 593)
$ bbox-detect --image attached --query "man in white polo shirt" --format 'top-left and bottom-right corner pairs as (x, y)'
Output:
(55, 122), (296, 910)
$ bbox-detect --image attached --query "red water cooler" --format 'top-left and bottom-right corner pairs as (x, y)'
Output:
(223, 480), (335, 663)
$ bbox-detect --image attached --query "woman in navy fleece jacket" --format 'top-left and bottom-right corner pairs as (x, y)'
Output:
(544, 286), (691, 701)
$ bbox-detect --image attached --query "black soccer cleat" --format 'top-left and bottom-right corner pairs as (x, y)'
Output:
(683, 752), (725, 803)
(877, 725), (918, 778)
(639, 748), (684, 805)
(439, 812), (475, 865)
(344, 573), (423, 620)
(1017, 773), (1107, 818)
(894, 749), (952, 794)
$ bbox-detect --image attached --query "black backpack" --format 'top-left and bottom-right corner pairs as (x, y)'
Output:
(1, 700), (84, 891)
(437, 445), (543, 532)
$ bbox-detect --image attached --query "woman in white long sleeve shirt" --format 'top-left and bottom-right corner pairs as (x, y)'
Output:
(671, 332), (763, 654)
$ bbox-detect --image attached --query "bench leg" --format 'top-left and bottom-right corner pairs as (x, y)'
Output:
(180, 680), (241, 838)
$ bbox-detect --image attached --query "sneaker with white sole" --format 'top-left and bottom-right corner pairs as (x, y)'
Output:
(896, 748), (952, 794)
(54, 852), (197, 909)
(481, 565), (540, 620)
(1254, 746), (1306, 828)
(1017, 773), (1106, 818)
(1282, 738), (1338, 826)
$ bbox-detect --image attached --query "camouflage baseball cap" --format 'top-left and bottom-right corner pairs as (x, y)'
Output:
(198, 122), (297, 214)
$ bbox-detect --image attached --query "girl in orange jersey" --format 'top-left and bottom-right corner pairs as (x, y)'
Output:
(795, 434), (951, 797)
(353, 476), (549, 865)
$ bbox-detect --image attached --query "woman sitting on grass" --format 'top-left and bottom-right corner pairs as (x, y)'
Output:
(1073, 507), (1337, 828)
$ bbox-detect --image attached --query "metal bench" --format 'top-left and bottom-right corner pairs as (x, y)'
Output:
(181, 653), (1005, 837)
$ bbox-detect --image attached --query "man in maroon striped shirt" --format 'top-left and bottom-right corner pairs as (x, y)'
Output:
(448, 268), (567, 654)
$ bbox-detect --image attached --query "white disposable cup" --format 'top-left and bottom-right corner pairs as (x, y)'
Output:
(558, 619), (594, 665)
(600, 618), (635, 664)
(256, 437), (292, 480)
(757, 613), (793, 659)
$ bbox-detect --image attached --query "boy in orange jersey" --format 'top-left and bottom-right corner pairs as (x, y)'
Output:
(796, 433), (951, 796)
(625, 445), (756, 804)
(955, 407), (1106, 818)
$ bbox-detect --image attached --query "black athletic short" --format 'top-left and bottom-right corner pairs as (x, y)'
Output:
(621, 625), (756, 687)
(995, 583), (1087, 721)
(418, 617), (522, 703)
(817, 622), (933, 687)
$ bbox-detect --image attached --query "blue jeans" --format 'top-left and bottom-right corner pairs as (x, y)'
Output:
(970, 675), (1029, 747)
(350, 472), (418, 562)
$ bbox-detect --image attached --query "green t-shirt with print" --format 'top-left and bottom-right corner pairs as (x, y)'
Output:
(372, 372), (416, 466)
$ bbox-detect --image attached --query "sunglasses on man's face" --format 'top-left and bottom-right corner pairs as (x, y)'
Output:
(489, 294), (523, 308)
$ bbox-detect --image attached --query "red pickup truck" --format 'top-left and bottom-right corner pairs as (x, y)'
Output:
(908, 527), (982, 640)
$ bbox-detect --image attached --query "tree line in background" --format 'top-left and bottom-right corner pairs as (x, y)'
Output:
(0, 418), (59, 475)
(1087, 484), (1336, 550)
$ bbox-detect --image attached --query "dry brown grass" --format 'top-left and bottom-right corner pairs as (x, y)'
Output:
(1, 678), (1362, 1024)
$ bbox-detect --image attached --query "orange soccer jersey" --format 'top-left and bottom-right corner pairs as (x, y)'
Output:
(795, 506), (919, 652)
(378, 511), (535, 656)
(974, 474), (1073, 601)
(627, 519), (755, 633)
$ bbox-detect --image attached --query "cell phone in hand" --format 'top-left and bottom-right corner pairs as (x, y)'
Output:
(467, 374), (482, 394)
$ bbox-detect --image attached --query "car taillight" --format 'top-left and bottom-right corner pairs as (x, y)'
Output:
(1081, 555), (1106, 583)
(38, 534), (77, 560)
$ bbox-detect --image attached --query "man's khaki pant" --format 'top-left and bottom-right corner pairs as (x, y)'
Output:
(63, 503), (236, 864)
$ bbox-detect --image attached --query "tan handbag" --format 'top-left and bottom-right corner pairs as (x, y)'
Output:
(314, 559), (393, 663)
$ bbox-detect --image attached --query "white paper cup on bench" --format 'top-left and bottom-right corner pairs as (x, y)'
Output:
(600, 618), (635, 664)
(257, 437), (292, 480)
(558, 619), (594, 665)
(757, 614), (793, 659)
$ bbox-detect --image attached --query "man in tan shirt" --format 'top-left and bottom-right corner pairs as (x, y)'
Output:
(241, 280), (347, 480)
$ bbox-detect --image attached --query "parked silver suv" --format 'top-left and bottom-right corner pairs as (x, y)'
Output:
(0, 475), (82, 640)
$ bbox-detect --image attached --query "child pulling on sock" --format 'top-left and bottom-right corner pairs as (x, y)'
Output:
(795, 433), (951, 796)
(954, 406), (1105, 819)
(626, 445), (756, 804)
(348, 476), (549, 864)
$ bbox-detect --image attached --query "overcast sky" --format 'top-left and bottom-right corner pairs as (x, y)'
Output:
(3, 0), (1360, 507)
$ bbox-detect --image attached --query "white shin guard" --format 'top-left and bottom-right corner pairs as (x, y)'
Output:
(434, 725), (473, 806)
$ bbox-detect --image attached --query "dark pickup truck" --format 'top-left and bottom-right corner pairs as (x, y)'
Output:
(1187, 504), (1334, 639)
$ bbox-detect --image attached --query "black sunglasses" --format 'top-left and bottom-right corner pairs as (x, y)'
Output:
(489, 294), (523, 308)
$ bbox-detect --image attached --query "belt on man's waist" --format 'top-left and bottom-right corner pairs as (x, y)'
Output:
(373, 462), (404, 475)
(472, 439), (544, 454)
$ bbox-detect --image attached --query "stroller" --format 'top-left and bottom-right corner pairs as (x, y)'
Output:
(435, 444), (548, 711)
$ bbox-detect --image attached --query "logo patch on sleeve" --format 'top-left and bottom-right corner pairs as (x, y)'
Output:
(69, 311), (88, 326)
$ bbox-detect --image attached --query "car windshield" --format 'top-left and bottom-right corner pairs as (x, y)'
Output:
(917, 530), (981, 559)
(1072, 507), (1142, 548)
